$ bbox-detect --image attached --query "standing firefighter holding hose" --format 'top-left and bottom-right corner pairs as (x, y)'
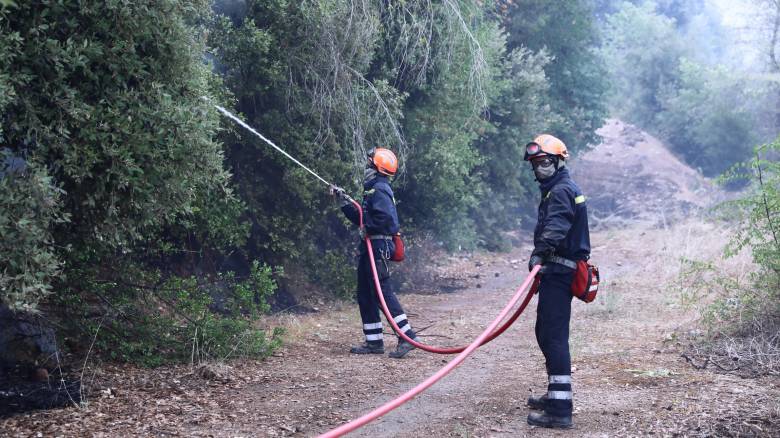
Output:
(524, 134), (591, 429)
(330, 148), (419, 359)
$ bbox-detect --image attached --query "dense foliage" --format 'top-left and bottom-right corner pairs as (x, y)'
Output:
(0, 0), (608, 364)
(503, 0), (609, 148)
(0, 152), (64, 313)
(0, 1), (272, 364)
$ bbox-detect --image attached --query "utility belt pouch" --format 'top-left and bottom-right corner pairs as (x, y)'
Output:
(390, 233), (405, 262)
(571, 260), (599, 303)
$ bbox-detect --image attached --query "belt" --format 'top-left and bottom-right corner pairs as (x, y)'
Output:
(368, 235), (392, 240)
(547, 255), (577, 269)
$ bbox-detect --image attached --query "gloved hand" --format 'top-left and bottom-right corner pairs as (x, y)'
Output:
(329, 184), (346, 198)
(329, 185), (349, 206)
(359, 226), (367, 240)
(528, 255), (544, 272)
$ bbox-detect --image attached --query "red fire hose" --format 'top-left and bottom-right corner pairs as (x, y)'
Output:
(352, 199), (531, 354)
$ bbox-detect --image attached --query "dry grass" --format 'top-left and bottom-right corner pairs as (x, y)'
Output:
(264, 302), (356, 346)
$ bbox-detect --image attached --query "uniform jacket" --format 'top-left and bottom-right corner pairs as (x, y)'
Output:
(341, 175), (399, 255)
(532, 168), (590, 270)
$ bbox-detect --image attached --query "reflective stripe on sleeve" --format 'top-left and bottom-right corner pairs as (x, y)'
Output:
(548, 375), (572, 384)
(575, 195), (586, 204)
(548, 390), (572, 400)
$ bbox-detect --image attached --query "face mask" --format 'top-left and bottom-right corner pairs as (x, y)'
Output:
(532, 159), (556, 181)
(364, 166), (377, 183)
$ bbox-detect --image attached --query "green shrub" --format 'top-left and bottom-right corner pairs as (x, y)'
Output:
(0, 153), (66, 312)
(692, 141), (780, 374)
(503, 0), (608, 148)
(71, 261), (283, 366)
(309, 250), (357, 301)
(723, 142), (780, 275)
(718, 141), (780, 321)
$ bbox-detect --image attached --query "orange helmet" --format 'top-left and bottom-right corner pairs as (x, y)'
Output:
(524, 134), (569, 161)
(368, 147), (398, 176)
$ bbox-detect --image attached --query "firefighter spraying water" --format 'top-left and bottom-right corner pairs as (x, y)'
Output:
(329, 148), (419, 359)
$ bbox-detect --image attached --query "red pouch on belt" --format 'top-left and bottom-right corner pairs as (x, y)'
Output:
(571, 260), (599, 303)
(390, 233), (405, 262)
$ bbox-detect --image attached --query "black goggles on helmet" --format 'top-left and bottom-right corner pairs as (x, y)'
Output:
(526, 143), (541, 156)
(524, 142), (548, 161)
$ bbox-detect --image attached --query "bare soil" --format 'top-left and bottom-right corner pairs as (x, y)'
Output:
(571, 119), (720, 228)
(3, 122), (778, 437)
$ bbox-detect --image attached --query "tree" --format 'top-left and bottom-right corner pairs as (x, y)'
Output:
(600, 1), (775, 177)
(753, 0), (780, 132)
(600, 1), (686, 128)
(503, 0), (609, 149)
(471, 47), (556, 250)
(656, 61), (757, 176)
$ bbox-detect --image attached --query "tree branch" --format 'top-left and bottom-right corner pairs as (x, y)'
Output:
(755, 151), (779, 250)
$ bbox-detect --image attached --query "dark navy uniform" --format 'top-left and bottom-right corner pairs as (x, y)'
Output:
(342, 175), (416, 347)
(532, 167), (590, 418)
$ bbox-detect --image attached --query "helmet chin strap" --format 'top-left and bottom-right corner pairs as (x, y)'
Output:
(364, 166), (378, 183)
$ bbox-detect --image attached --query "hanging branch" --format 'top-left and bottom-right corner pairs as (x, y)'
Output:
(441, 0), (489, 109)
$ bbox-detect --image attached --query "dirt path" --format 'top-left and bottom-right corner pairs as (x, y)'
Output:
(4, 220), (778, 437)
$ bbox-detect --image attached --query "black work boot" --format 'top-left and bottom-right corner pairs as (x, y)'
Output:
(527, 394), (548, 410)
(527, 411), (573, 429)
(388, 339), (416, 359)
(349, 342), (384, 354)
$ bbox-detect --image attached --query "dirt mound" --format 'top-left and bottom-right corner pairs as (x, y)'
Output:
(570, 119), (720, 228)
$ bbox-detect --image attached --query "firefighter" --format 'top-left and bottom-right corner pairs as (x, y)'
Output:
(329, 148), (418, 359)
(524, 134), (590, 429)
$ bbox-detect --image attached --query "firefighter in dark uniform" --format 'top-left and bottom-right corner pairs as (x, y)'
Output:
(524, 134), (590, 429)
(330, 148), (418, 359)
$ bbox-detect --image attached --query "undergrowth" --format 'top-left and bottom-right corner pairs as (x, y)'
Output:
(682, 141), (780, 378)
(60, 261), (284, 367)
